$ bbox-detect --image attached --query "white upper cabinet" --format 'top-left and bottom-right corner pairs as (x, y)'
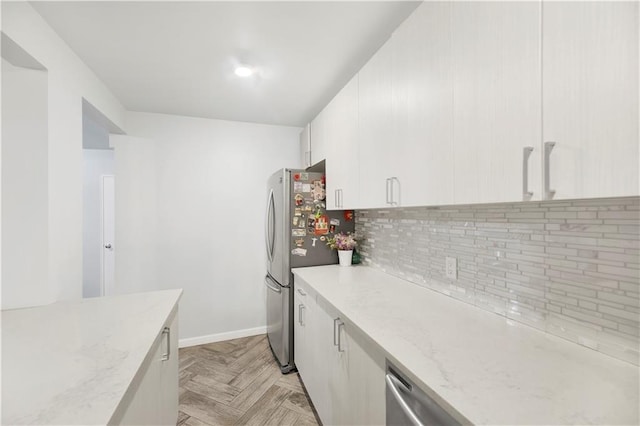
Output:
(392, 1), (455, 207)
(310, 108), (328, 167)
(299, 124), (311, 169)
(452, 1), (542, 204)
(313, 0), (637, 208)
(358, 40), (395, 209)
(325, 75), (359, 210)
(542, 1), (639, 200)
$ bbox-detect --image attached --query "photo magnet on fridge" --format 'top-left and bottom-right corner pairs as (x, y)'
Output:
(312, 180), (326, 201)
(330, 218), (340, 226)
(295, 238), (305, 247)
(292, 229), (306, 237)
(294, 208), (302, 216)
(292, 248), (307, 256)
(294, 181), (303, 192)
(302, 183), (311, 193)
(314, 215), (329, 235)
(294, 194), (304, 206)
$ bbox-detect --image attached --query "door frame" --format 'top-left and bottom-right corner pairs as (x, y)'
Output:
(100, 174), (115, 296)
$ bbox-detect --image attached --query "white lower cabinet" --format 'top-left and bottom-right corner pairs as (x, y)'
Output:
(116, 310), (179, 425)
(295, 279), (385, 425)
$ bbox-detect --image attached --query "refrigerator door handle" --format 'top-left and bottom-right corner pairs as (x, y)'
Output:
(265, 275), (282, 293)
(265, 189), (275, 262)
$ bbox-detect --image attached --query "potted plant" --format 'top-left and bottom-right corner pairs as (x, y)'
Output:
(326, 232), (357, 266)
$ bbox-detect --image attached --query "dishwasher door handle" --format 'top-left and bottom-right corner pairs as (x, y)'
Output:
(385, 373), (425, 426)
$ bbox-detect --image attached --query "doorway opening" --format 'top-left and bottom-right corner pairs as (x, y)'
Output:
(81, 100), (122, 297)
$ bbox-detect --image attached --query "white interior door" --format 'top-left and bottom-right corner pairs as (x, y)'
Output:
(101, 175), (115, 296)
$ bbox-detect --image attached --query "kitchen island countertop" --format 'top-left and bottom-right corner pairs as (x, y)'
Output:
(2, 289), (182, 425)
(293, 265), (638, 425)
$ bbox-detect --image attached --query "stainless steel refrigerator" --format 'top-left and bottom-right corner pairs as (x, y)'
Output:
(264, 168), (354, 373)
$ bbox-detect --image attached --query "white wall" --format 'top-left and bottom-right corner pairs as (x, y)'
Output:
(1, 3), (126, 303)
(1, 60), (50, 309)
(82, 149), (114, 298)
(114, 112), (301, 342)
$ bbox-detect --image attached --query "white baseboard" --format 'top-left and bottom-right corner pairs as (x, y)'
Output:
(178, 326), (267, 348)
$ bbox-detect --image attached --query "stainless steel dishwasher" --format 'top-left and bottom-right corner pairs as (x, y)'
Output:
(385, 362), (461, 426)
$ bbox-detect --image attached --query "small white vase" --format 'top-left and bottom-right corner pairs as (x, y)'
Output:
(338, 250), (353, 267)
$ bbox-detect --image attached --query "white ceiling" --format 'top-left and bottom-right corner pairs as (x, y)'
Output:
(31, 1), (420, 127)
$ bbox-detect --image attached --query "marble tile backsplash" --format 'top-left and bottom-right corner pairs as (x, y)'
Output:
(356, 197), (640, 365)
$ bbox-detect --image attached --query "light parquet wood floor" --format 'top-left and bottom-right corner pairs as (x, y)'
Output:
(178, 334), (320, 426)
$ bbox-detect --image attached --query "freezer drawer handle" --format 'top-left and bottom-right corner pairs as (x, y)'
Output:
(265, 276), (281, 293)
(385, 373), (424, 426)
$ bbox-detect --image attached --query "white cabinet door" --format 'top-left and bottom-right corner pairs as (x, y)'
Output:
(119, 341), (162, 426)
(299, 124), (311, 169)
(342, 322), (386, 425)
(293, 285), (310, 388)
(358, 40), (395, 209)
(158, 311), (179, 426)
(294, 279), (332, 425)
(325, 74), (360, 210)
(295, 277), (386, 426)
(117, 310), (179, 425)
(310, 110), (328, 166)
(542, 1), (639, 200)
(315, 297), (385, 426)
(392, 1), (455, 207)
(452, 1), (542, 204)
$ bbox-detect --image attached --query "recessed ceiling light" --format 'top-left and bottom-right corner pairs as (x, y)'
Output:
(234, 66), (253, 77)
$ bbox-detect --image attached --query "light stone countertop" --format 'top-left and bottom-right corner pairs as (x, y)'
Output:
(1, 289), (183, 425)
(292, 265), (639, 425)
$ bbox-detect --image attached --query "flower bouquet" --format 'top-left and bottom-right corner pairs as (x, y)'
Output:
(326, 232), (357, 266)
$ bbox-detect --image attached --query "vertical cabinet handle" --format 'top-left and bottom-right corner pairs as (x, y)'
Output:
(298, 304), (305, 326)
(334, 189), (339, 208)
(522, 146), (534, 200)
(161, 327), (170, 361)
(333, 317), (345, 352)
(389, 177), (399, 206)
(544, 141), (556, 200)
(385, 178), (391, 205)
(338, 189), (343, 208)
(305, 151), (311, 167)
